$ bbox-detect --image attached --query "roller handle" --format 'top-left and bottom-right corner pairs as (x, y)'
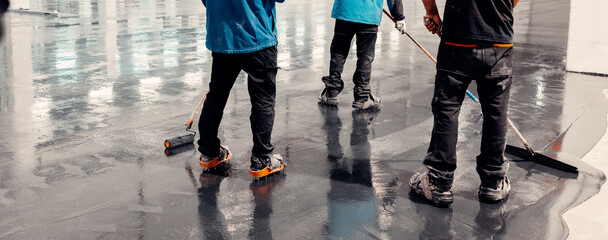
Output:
(186, 88), (210, 130)
(383, 8), (396, 22)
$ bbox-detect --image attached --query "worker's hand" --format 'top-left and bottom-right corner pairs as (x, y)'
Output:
(395, 20), (406, 34)
(423, 13), (442, 36)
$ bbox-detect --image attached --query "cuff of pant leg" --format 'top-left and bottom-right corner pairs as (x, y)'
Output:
(198, 146), (220, 158)
(423, 155), (457, 173)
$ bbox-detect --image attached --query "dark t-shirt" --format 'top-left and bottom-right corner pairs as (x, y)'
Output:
(442, 0), (514, 43)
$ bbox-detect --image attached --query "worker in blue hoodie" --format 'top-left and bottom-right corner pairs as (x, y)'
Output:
(319, 0), (406, 110)
(197, 0), (286, 178)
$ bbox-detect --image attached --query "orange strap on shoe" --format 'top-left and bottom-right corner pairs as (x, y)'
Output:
(250, 165), (286, 178)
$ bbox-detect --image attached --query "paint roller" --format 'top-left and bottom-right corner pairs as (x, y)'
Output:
(164, 88), (210, 149)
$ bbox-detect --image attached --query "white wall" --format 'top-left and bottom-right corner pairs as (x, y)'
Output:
(567, 0), (608, 75)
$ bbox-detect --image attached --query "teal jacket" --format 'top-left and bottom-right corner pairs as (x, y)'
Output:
(202, 0), (285, 54)
(332, 0), (405, 26)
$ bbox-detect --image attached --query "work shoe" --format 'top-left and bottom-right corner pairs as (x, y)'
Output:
(409, 168), (454, 207)
(352, 94), (381, 111)
(478, 177), (511, 203)
(318, 88), (339, 106)
(199, 145), (232, 169)
(249, 154), (286, 178)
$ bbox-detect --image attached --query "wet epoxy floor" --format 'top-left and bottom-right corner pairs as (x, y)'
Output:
(1, 0), (607, 239)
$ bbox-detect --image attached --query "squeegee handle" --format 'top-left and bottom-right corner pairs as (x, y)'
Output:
(186, 88), (210, 130)
(383, 9), (438, 64)
(507, 118), (535, 155)
(383, 9), (478, 104)
(466, 91), (479, 102)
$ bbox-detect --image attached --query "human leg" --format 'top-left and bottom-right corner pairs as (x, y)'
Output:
(197, 52), (241, 163)
(422, 70), (472, 190)
(351, 23), (378, 108)
(243, 46), (278, 158)
(320, 20), (356, 104)
(411, 69), (471, 207)
(476, 46), (513, 202)
(411, 42), (476, 206)
(243, 46), (286, 177)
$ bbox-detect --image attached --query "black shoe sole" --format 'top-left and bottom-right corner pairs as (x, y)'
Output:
(479, 194), (509, 204)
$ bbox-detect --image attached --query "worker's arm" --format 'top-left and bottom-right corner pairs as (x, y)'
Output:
(388, 0), (407, 33)
(388, 0), (405, 21)
(421, 0), (441, 35)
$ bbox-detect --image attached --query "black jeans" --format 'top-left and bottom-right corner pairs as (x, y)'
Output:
(423, 41), (512, 189)
(198, 46), (278, 158)
(322, 19), (378, 103)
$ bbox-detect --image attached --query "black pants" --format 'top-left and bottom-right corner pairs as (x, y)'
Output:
(198, 46), (278, 158)
(322, 19), (378, 103)
(423, 41), (512, 189)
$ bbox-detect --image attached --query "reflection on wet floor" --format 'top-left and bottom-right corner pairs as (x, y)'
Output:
(195, 163), (231, 239)
(0, 0), (607, 239)
(321, 105), (378, 239)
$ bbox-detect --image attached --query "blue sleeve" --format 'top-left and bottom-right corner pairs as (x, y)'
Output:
(387, 0), (405, 21)
(202, 0), (206, 7)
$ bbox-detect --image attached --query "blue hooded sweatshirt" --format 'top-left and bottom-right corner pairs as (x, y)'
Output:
(332, 0), (405, 26)
(202, 0), (285, 54)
